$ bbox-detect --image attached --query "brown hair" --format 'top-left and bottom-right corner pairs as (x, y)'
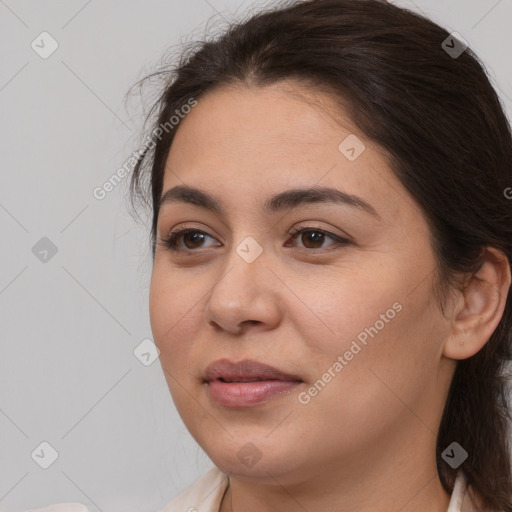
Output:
(128, 0), (512, 508)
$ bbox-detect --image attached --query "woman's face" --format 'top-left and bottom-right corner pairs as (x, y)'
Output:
(149, 81), (456, 483)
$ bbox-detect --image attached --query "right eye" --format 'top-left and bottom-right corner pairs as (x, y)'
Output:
(158, 228), (221, 252)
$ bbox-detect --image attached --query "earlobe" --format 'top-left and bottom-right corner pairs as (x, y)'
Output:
(443, 247), (511, 360)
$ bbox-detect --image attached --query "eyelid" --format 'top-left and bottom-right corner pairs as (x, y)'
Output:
(287, 221), (353, 242)
(160, 222), (221, 242)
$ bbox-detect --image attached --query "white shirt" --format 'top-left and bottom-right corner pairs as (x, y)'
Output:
(158, 466), (481, 512)
(25, 467), (479, 512)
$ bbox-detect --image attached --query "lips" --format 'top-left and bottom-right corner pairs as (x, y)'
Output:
(203, 358), (304, 407)
(203, 358), (303, 384)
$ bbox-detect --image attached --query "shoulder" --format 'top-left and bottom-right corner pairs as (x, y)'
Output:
(158, 466), (229, 512)
(22, 468), (228, 512)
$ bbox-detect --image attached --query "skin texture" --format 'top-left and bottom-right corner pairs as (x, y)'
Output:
(149, 80), (511, 512)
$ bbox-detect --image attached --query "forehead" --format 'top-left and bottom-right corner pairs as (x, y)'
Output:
(168, 81), (357, 168)
(161, 81), (410, 221)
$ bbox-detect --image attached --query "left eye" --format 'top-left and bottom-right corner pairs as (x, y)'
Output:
(158, 227), (350, 253)
(285, 227), (350, 250)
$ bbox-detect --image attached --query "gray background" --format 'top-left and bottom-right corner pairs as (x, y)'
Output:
(0, 0), (511, 511)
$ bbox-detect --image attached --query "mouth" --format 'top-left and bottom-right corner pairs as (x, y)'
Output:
(202, 358), (304, 407)
(202, 358), (303, 384)
(216, 376), (301, 384)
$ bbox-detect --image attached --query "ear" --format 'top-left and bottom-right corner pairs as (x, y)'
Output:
(443, 247), (511, 360)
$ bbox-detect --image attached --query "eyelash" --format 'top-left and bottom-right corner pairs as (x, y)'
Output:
(158, 225), (351, 254)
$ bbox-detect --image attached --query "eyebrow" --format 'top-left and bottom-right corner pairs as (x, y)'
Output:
(159, 185), (381, 220)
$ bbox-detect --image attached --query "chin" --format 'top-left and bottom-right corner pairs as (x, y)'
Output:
(204, 437), (303, 479)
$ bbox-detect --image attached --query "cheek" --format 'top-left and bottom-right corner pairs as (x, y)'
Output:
(294, 267), (404, 359)
(149, 269), (207, 420)
(295, 268), (442, 435)
(149, 266), (204, 363)
(307, 248), (437, 355)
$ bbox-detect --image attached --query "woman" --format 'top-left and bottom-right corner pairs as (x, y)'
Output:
(34, 0), (510, 510)
(124, 0), (512, 510)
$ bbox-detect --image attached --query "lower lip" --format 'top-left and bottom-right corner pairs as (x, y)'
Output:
(206, 379), (302, 407)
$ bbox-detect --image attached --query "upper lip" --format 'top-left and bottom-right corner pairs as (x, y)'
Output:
(203, 358), (303, 383)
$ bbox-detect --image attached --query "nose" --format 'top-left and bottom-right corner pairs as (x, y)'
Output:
(203, 246), (283, 335)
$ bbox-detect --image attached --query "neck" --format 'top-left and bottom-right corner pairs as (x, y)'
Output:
(219, 470), (451, 512)
(218, 427), (451, 512)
